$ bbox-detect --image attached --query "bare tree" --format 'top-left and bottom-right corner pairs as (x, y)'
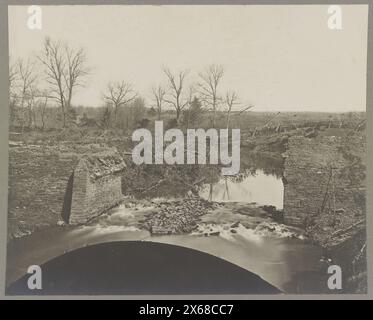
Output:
(162, 67), (189, 122)
(225, 90), (239, 129)
(16, 58), (38, 130)
(38, 37), (89, 127)
(9, 59), (19, 126)
(187, 84), (196, 105)
(36, 90), (50, 130)
(9, 60), (18, 92)
(151, 85), (166, 120)
(26, 85), (40, 129)
(182, 84), (198, 128)
(103, 81), (137, 125)
(198, 64), (224, 128)
(98, 106), (112, 130)
(17, 58), (37, 106)
(38, 38), (67, 127)
(64, 45), (89, 110)
(131, 97), (147, 128)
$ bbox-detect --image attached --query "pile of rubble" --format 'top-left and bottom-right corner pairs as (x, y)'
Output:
(145, 198), (218, 235)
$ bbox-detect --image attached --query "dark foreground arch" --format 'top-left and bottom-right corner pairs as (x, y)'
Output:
(7, 241), (281, 295)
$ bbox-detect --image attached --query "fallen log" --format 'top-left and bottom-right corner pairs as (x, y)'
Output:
(140, 178), (167, 194)
(331, 219), (365, 237)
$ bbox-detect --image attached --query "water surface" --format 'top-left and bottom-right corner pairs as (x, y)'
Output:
(199, 169), (284, 209)
(7, 204), (326, 294)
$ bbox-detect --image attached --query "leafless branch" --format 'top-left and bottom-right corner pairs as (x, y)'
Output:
(103, 80), (137, 122)
(225, 90), (239, 129)
(197, 64), (224, 127)
(151, 85), (166, 120)
(162, 66), (189, 121)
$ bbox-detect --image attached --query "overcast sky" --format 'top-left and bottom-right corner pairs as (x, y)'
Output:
(9, 5), (368, 112)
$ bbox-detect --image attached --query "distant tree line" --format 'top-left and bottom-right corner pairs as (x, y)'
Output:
(12, 36), (363, 135)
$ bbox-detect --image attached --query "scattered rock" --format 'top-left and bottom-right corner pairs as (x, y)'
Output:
(57, 220), (66, 227)
(335, 208), (346, 214)
(231, 221), (240, 228)
(146, 198), (217, 235)
(255, 221), (304, 239)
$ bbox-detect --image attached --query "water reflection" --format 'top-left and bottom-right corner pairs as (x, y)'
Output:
(240, 151), (284, 179)
(199, 170), (284, 209)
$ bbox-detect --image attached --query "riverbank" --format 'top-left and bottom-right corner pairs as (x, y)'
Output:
(7, 124), (367, 293)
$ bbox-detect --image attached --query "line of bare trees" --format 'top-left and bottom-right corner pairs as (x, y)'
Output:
(98, 63), (249, 130)
(10, 37), (251, 131)
(149, 64), (249, 128)
(9, 37), (90, 130)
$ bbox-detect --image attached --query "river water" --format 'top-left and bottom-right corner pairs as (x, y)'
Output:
(7, 162), (328, 294)
(199, 169), (284, 209)
(7, 218), (325, 293)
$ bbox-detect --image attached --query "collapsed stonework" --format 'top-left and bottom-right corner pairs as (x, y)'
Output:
(64, 150), (126, 225)
(283, 131), (366, 232)
(282, 130), (367, 292)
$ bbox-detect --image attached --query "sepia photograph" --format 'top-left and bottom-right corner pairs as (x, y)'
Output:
(4, 4), (368, 295)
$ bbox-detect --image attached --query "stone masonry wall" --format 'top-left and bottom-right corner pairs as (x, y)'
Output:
(283, 134), (366, 229)
(8, 144), (124, 238)
(8, 146), (79, 238)
(68, 154), (125, 225)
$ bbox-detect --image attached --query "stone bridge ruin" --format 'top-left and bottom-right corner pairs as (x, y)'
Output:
(60, 131), (365, 230)
(282, 132), (366, 231)
(62, 150), (126, 225)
